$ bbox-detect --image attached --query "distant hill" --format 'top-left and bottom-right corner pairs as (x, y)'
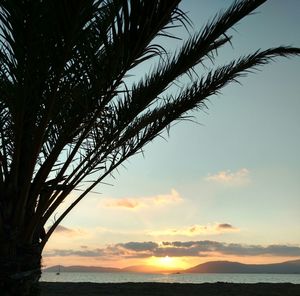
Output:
(43, 259), (300, 274)
(121, 265), (182, 274)
(184, 259), (300, 274)
(44, 264), (182, 274)
(43, 265), (121, 273)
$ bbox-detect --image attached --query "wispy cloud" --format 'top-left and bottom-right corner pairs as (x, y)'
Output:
(117, 241), (158, 252)
(44, 240), (300, 259)
(54, 225), (74, 233)
(205, 168), (250, 186)
(148, 223), (239, 236)
(44, 248), (105, 257)
(217, 223), (236, 230)
(51, 225), (88, 237)
(102, 189), (182, 209)
(107, 199), (139, 209)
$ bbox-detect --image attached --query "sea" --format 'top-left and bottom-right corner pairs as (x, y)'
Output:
(40, 272), (300, 284)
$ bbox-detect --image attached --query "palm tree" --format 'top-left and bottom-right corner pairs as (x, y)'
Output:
(0, 0), (299, 294)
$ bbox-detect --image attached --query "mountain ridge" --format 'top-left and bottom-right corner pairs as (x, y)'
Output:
(44, 265), (121, 273)
(122, 264), (183, 274)
(43, 259), (300, 274)
(185, 259), (300, 274)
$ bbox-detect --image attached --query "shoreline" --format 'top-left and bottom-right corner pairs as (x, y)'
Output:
(40, 282), (300, 296)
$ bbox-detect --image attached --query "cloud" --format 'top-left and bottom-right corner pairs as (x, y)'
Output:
(44, 248), (104, 257)
(148, 223), (239, 236)
(54, 225), (74, 233)
(44, 240), (300, 259)
(107, 199), (139, 209)
(51, 225), (88, 237)
(103, 189), (182, 209)
(217, 223), (236, 230)
(117, 242), (159, 252)
(156, 241), (300, 257)
(205, 168), (250, 186)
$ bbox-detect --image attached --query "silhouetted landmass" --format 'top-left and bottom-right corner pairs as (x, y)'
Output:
(43, 259), (300, 274)
(184, 259), (300, 274)
(44, 265), (121, 273)
(43, 264), (182, 274)
(121, 265), (182, 274)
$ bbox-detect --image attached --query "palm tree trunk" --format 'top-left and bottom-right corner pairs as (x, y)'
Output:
(0, 241), (42, 296)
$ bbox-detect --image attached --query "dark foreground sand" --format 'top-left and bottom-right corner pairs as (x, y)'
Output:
(40, 282), (300, 296)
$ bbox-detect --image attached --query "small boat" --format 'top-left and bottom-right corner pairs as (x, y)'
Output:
(56, 265), (61, 275)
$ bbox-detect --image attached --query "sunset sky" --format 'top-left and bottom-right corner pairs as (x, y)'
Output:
(43, 0), (300, 270)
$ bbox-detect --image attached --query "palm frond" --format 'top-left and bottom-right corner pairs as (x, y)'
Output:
(0, 0), (299, 247)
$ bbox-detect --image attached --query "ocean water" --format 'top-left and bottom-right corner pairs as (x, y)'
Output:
(41, 272), (300, 284)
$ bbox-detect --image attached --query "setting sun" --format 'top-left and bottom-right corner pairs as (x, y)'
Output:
(160, 256), (172, 266)
(146, 256), (188, 271)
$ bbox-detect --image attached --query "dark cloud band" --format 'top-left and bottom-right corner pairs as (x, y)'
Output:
(44, 240), (300, 258)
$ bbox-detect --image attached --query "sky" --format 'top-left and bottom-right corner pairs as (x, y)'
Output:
(43, 0), (300, 270)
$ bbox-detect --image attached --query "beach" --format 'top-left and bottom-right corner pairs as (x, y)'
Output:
(40, 282), (300, 296)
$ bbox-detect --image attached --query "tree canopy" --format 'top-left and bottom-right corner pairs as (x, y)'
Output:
(0, 0), (299, 250)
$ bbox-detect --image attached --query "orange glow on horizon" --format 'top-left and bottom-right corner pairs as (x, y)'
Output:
(145, 256), (190, 270)
(42, 254), (299, 270)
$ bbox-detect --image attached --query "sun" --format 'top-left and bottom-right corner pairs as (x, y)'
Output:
(159, 256), (172, 266)
(146, 256), (188, 270)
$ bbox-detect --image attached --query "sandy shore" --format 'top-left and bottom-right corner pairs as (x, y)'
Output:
(40, 282), (300, 296)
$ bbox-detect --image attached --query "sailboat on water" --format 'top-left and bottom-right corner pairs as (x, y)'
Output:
(56, 265), (61, 275)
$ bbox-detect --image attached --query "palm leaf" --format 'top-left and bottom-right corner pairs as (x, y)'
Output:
(0, 0), (298, 248)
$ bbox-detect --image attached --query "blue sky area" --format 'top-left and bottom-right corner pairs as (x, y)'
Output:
(44, 1), (300, 268)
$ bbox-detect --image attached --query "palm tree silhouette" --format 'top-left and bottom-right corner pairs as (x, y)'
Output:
(0, 0), (299, 294)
